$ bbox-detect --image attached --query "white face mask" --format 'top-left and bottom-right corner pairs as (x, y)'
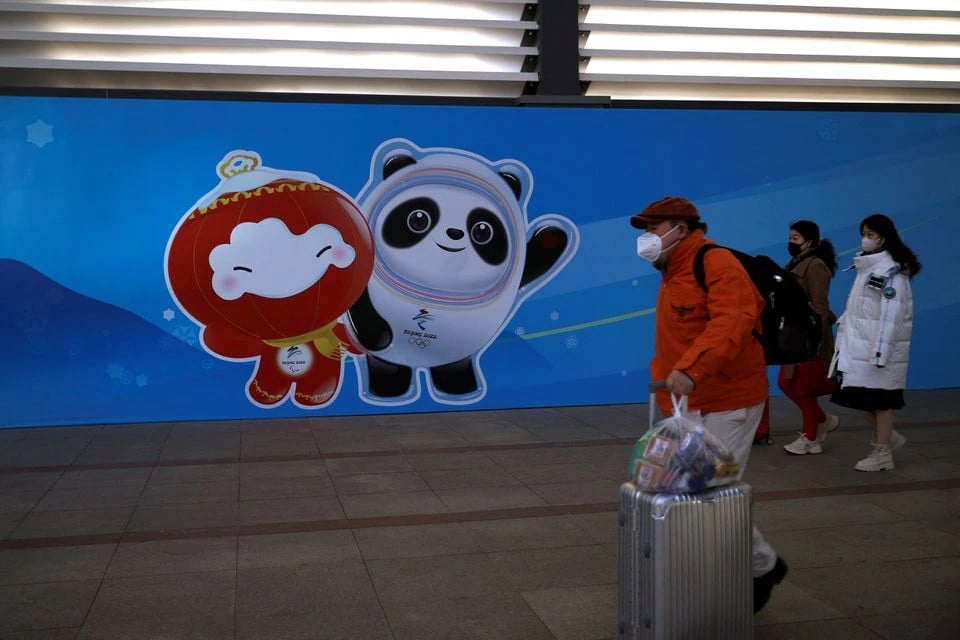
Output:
(636, 225), (681, 263)
(861, 237), (881, 253)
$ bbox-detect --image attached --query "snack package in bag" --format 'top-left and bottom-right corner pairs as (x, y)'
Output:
(626, 393), (740, 493)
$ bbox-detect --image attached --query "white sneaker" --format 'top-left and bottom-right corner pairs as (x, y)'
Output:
(783, 434), (822, 455)
(855, 444), (894, 471)
(872, 430), (907, 451)
(890, 430), (907, 450)
(815, 414), (840, 443)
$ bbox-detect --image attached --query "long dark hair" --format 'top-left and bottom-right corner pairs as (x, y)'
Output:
(790, 219), (838, 275)
(860, 213), (922, 278)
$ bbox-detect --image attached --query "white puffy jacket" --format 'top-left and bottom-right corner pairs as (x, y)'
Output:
(829, 250), (913, 390)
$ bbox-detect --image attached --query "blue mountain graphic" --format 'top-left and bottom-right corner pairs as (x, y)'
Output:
(0, 258), (240, 428)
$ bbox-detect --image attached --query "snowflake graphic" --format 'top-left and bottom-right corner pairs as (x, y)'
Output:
(565, 335), (579, 349)
(817, 119), (839, 142)
(106, 363), (125, 379)
(162, 308), (175, 321)
(67, 343), (83, 358)
(550, 311), (560, 321)
(135, 374), (149, 388)
(621, 370), (628, 377)
(200, 358), (215, 370)
(120, 370), (135, 385)
(514, 326), (526, 337)
(172, 325), (198, 346)
(26, 120), (54, 148)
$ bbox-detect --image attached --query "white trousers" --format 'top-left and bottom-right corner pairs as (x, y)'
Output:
(701, 402), (778, 577)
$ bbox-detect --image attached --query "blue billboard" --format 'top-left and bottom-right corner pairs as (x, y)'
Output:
(1, 96), (958, 427)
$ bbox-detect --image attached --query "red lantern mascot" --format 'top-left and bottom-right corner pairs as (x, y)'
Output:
(164, 150), (374, 409)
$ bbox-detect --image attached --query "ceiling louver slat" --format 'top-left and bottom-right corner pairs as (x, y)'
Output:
(0, 0), (537, 97)
(580, 0), (960, 103)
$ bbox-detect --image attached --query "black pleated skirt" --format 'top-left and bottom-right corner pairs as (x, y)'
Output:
(831, 385), (905, 411)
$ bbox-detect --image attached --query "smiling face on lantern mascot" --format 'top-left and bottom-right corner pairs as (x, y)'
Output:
(164, 150), (374, 409)
(347, 138), (579, 405)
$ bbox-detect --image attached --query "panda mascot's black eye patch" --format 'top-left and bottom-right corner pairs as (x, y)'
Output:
(382, 197), (440, 248)
(467, 208), (508, 265)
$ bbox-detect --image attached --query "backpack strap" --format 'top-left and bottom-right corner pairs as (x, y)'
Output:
(693, 244), (727, 292)
(693, 244), (763, 344)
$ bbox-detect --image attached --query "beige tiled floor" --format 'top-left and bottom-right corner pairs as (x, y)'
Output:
(1, 390), (959, 639)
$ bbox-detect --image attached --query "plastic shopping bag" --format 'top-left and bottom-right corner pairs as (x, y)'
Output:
(626, 394), (741, 493)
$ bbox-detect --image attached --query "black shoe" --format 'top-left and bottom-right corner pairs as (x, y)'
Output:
(753, 557), (788, 613)
(752, 436), (774, 446)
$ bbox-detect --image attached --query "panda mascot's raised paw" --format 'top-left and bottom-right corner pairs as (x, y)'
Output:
(347, 139), (579, 406)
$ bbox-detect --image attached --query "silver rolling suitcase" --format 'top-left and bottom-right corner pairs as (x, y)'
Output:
(618, 385), (753, 640)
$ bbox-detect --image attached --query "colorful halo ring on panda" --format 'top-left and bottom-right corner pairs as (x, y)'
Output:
(362, 164), (525, 307)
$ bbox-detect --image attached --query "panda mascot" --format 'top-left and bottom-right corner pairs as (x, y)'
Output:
(347, 138), (579, 405)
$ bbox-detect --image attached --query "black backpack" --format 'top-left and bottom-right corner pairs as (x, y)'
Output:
(693, 245), (822, 365)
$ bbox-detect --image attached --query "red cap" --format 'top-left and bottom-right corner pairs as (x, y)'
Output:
(630, 196), (700, 230)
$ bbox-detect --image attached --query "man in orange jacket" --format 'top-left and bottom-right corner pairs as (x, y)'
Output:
(632, 195), (787, 613)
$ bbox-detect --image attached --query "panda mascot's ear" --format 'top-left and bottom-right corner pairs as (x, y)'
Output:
(383, 154), (417, 180)
(499, 172), (523, 201)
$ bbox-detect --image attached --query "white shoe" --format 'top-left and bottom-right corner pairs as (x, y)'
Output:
(872, 430), (907, 451)
(815, 414), (840, 443)
(855, 444), (894, 471)
(783, 434), (822, 455)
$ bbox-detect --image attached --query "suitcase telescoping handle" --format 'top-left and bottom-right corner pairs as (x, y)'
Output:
(648, 380), (688, 428)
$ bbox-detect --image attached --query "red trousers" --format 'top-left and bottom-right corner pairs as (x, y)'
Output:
(756, 359), (837, 441)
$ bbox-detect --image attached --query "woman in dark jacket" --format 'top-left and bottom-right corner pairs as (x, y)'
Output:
(781, 220), (840, 455)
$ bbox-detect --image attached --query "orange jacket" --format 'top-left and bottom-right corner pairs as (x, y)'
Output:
(651, 230), (768, 415)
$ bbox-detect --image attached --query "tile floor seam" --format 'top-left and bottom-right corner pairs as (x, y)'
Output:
(480, 547), (562, 640)
(232, 444), (242, 640)
(472, 439), (556, 515)
(752, 613), (881, 630)
(69, 432), (167, 639)
(0, 440), (634, 476)
(848, 621), (898, 640)
(2, 466), (67, 544)
(348, 524), (399, 640)
(13, 552), (110, 640)
(324, 460), (352, 539)
(233, 531), (240, 640)
(7, 420), (960, 476)
(5, 477), (959, 551)
(849, 604), (960, 640)
(1, 508), (29, 546)
(397, 462), (452, 523)
(0, 576), (105, 589)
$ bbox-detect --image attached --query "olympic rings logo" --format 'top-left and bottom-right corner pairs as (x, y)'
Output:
(408, 337), (431, 349)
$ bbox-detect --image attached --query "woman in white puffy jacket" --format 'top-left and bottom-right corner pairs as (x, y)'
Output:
(830, 213), (921, 472)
